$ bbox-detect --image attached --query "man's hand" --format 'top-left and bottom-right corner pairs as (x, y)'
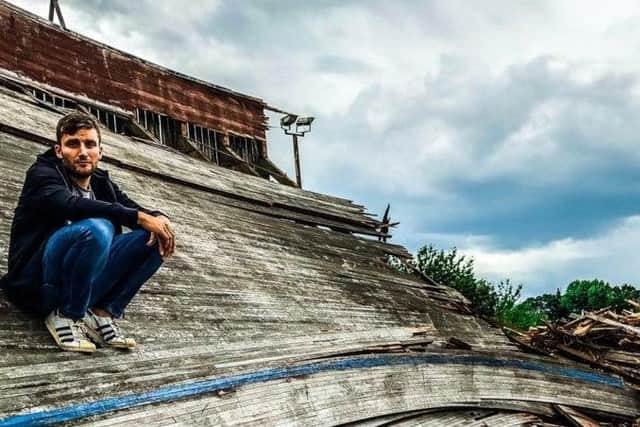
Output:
(138, 212), (176, 258)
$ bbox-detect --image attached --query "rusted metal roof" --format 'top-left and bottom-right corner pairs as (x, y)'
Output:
(0, 0), (268, 139)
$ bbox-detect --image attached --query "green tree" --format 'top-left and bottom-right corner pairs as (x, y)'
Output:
(413, 245), (504, 317)
(610, 284), (640, 311)
(560, 280), (640, 314)
(562, 279), (612, 314)
(493, 279), (546, 329)
(524, 288), (567, 322)
(494, 279), (522, 320)
(499, 301), (546, 330)
(414, 245), (476, 296)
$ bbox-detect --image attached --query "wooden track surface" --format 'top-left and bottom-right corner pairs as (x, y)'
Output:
(0, 88), (637, 425)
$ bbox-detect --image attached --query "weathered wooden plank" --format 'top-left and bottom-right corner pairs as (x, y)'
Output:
(0, 89), (636, 425)
(0, 124), (521, 419)
(388, 409), (543, 427)
(585, 313), (640, 338)
(61, 354), (639, 426)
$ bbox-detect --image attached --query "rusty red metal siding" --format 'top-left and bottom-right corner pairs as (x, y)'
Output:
(0, 2), (267, 139)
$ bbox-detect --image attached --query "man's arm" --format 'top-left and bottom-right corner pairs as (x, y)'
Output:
(137, 211), (176, 257)
(110, 179), (175, 257)
(24, 166), (138, 228)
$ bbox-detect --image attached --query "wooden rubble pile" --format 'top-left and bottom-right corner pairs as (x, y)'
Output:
(506, 300), (640, 389)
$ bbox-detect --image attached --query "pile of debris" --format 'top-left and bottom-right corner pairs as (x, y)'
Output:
(505, 300), (640, 389)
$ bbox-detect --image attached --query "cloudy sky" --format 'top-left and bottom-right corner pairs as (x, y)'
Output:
(11, 0), (640, 296)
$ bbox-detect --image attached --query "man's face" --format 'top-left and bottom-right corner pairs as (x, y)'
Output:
(55, 128), (102, 178)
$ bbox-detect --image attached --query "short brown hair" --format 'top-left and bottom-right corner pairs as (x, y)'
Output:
(56, 112), (101, 145)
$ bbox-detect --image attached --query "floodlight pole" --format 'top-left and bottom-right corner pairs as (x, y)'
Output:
(281, 114), (313, 189)
(292, 134), (302, 188)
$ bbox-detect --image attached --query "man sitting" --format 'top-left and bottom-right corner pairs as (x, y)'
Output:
(0, 112), (176, 353)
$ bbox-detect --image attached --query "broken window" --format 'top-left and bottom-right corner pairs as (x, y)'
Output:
(6, 82), (129, 136)
(136, 108), (161, 143)
(88, 106), (128, 134)
(228, 134), (261, 165)
(32, 89), (76, 109)
(135, 108), (182, 148)
(187, 122), (223, 165)
(27, 87), (130, 137)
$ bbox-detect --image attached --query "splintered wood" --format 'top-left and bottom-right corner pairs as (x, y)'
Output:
(505, 301), (640, 389)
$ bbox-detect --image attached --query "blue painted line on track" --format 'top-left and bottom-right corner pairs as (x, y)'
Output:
(0, 353), (624, 426)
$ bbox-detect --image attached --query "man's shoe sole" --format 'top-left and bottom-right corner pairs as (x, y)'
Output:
(45, 322), (96, 354)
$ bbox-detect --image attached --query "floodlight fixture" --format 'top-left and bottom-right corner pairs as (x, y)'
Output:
(295, 117), (314, 126)
(280, 114), (298, 129)
(294, 116), (314, 136)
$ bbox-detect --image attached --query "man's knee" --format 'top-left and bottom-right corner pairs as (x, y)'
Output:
(128, 228), (151, 245)
(75, 218), (114, 249)
(127, 229), (161, 256)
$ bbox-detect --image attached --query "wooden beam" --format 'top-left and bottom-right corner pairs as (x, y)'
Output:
(178, 135), (209, 162)
(48, 0), (66, 29)
(555, 404), (602, 427)
(53, 0), (66, 29)
(585, 313), (640, 338)
(218, 142), (262, 178)
(256, 158), (297, 187)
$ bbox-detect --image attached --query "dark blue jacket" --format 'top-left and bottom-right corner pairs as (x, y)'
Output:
(1, 148), (159, 315)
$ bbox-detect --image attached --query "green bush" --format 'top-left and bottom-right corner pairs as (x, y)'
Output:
(499, 301), (546, 330)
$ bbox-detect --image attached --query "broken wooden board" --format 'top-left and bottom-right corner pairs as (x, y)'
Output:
(510, 304), (640, 391)
(555, 404), (602, 427)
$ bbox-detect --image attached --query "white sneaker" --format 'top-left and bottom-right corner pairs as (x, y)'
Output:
(45, 311), (96, 353)
(83, 309), (136, 349)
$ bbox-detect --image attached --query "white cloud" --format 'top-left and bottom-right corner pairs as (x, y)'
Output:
(463, 216), (640, 295)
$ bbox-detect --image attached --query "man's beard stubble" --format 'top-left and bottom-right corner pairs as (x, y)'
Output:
(62, 158), (97, 179)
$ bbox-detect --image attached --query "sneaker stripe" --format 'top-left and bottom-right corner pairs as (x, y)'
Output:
(46, 312), (96, 353)
(82, 314), (133, 348)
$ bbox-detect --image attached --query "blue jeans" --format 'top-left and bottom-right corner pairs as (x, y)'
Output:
(42, 218), (163, 320)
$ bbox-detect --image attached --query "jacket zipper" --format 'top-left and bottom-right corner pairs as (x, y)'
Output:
(106, 179), (117, 202)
